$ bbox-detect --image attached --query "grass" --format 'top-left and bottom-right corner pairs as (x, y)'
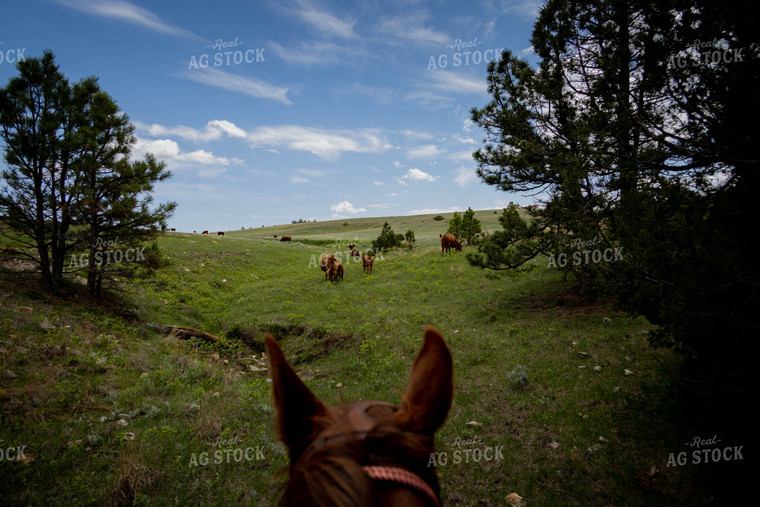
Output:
(0, 212), (735, 505)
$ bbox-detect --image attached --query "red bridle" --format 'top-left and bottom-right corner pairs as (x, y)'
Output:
(301, 400), (442, 506)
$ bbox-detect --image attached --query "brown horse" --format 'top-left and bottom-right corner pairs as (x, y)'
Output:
(320, 254), (336, 281)
(363, 254), (374, 274)
(266, 326), (453, 506)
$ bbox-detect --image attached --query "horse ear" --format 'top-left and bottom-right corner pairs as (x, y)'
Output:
(394, 327), (453, 435)
(265, 334), (326, 463)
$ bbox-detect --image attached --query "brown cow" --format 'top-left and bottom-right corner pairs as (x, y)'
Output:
(280, 236), (292, 242)
(319, 254), (336, 281)
(350, 249), (360, 257)
(274, 235), (278, 238)
(348, 244), (355, 250)
(441, 233), (462, 254)
(218, 231), (225, 236)
(362, 254), (374, 274)
(170, 228), (176, 232)
(330, 260), (344, 282)
(202, 230), (208, 235)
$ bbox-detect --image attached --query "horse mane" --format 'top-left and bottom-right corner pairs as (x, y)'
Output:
(278, 411), (439, 507)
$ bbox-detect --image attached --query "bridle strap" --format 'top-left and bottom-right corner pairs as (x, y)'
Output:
(363, 466), (441, 506)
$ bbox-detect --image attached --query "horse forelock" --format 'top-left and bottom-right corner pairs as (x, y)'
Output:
(279, 406), (440, 506)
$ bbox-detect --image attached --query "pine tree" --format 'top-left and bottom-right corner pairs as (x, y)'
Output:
(446, 212), (462, 240)
(0, 51), (175, 297)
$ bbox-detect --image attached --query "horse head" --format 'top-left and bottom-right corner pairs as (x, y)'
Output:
(266, 327), (453, 506)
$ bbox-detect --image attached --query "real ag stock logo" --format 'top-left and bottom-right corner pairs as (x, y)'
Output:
(666, 435), (744, 468)
(427, 435), (504, 467)
(427, 37), (504, 70)
(546, 236), (624, 268)
(188, 36), (265, 70)
(0, 42), (26, 65)
(188, 435), (267, 467)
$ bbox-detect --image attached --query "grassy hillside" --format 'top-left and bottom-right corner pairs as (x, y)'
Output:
(0, 212), (729, 505)
(217, 209), (507, 244)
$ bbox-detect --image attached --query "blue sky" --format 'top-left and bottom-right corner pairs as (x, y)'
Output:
(1, 0), (543, 231)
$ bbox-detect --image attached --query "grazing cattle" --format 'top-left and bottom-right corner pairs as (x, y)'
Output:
(362, 254), (374, 275)
(330, 261), (344, 282)
(218, 231), (224, 237)
(351, 249), (360, 257)
(348, 244), (355, 250)
(202, 230), (208, 235)
(170, 228), (176, 232)
(194, 230), (197, 233)
(274, 235), (278, 238)
(280, 236), (292, 242)
(319, 254), (336, 281)
(265, 326), (453, 507)
(441, 233), (462, 255)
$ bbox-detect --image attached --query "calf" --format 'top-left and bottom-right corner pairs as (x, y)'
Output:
(202, 230), (208, 235)
(319, 254), (336, 281)
(350, 249), (360, 257)
(362, 254), (374, 274)
(280, 236), (292, 242)
(330, 260), (344, 282)
(218, 231), (225, 237)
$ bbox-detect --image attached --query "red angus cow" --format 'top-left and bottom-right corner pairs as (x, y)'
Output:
(218, 231), (224, 236)
(330, 260), (344, 282)
(441, 233), (462, 254)
(280, 236), (292, 242)
(362, 254), (374, 275)
(348, 244), (355, 250)
(170, 228), (176, 232)
(202, 230), (208, 235)
(350, 249), (360, 257)
(319, 254), (336, 281)
(274, 235), (278, 238)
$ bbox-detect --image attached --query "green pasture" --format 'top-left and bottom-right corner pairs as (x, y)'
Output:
(0, 213), (717, 505)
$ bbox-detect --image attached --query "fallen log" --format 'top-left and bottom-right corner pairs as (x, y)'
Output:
(146, 323), (220, 343)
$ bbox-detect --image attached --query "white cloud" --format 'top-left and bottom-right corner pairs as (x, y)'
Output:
(398, 168), (437, 183)
(450, 149), (477, 162)
(372, 181), (384, 186)
(269, 40), (367, 67)
(131, 138), (241, 178)
(291, 0), (357, 39)
(330, 200), (366, 217)
(180, 67), (291, 105)
(55, 0), (202, 40)
(375, 12), (449, 46)
(501, 0), (544, 19)
(454, 166), (479, 187)
(407, 144), (445, 159)
(247, 125), (390, 159)
(424, 70), (487, 95)
(134, 120), (246, 142)
(407, 206), (462, 215)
